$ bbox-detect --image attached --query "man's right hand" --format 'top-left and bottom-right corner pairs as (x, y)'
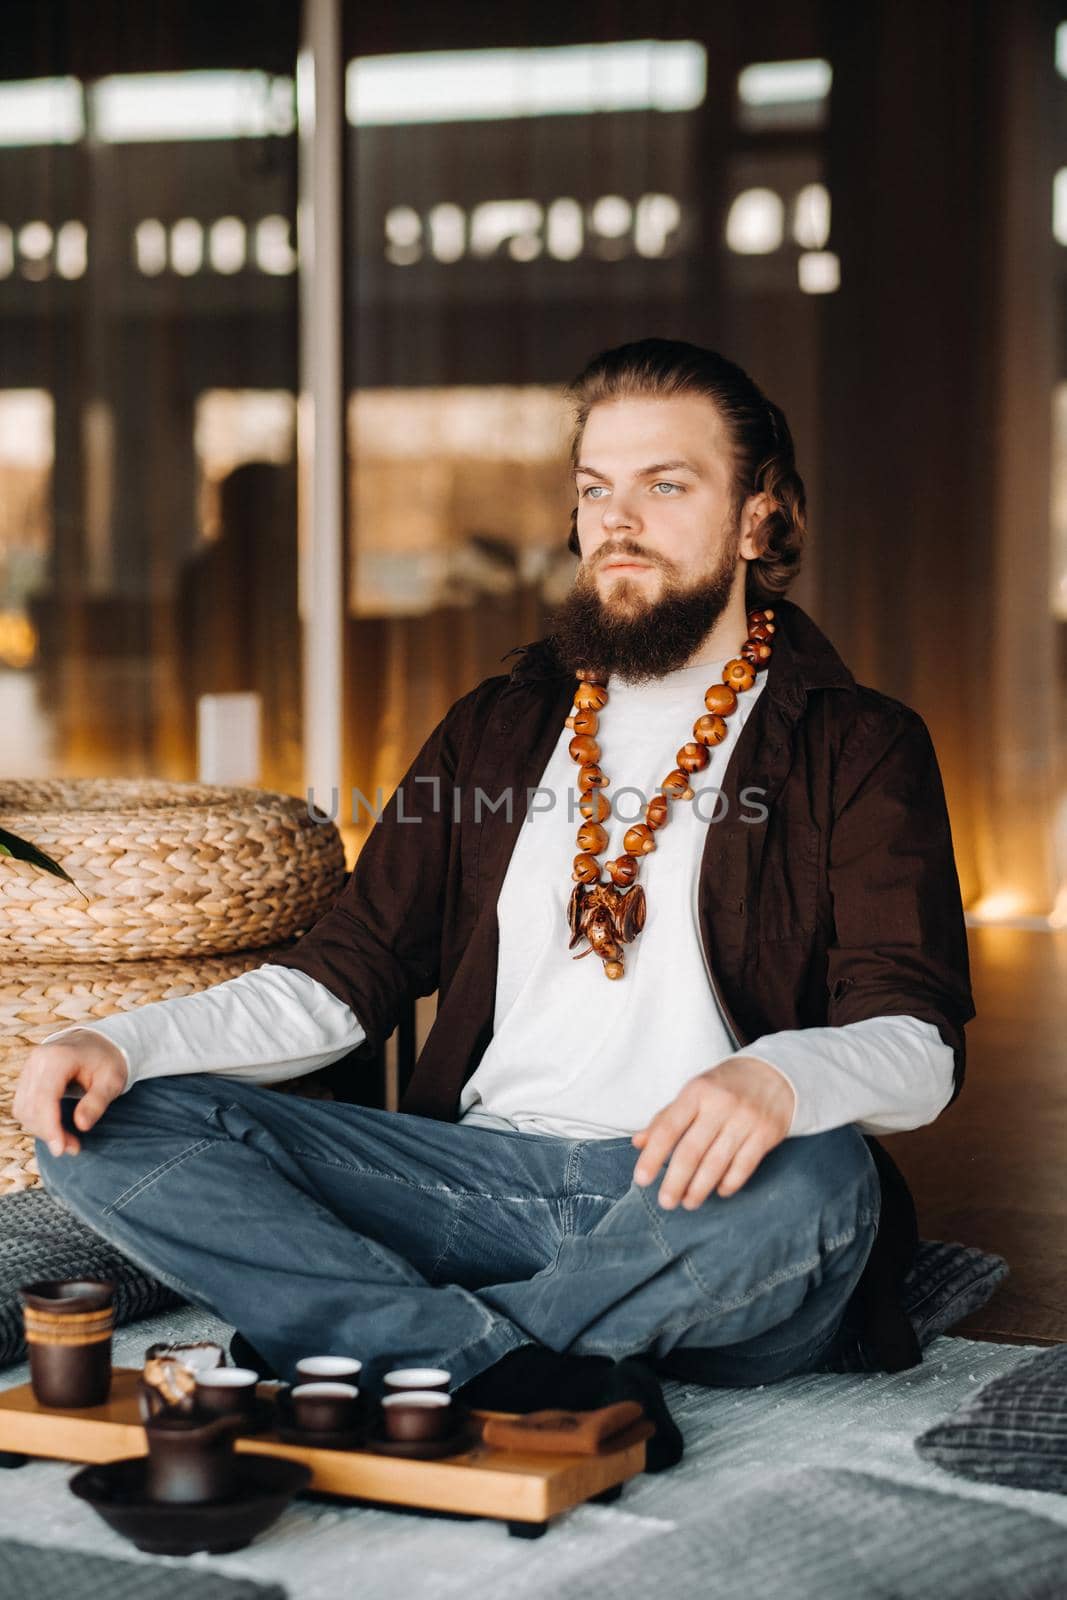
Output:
(14, 1031), (128, 1159)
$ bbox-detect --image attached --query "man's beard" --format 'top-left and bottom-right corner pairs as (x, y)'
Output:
(550, 532), (740, 684)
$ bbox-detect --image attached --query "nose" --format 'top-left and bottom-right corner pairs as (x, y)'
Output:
(600, 491), (641, 533)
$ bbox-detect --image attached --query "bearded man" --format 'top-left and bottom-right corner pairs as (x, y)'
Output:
(17, 339), (974, 1471)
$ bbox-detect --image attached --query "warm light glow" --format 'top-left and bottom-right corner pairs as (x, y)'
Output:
(798, 250), (840, 293)
(92, 71), (294, 143)
(793, 183), (831, 249)
(209, 217), (247, 274)
(254, 215), (298, 275)
(0, 611), (37, 669)
(134, 219), (168, 276)
(347, 42), (707, 126)
(725, 189), (784, 254)
(1050, 884), (1067, 930)
(18, 221), (53, 280)
(1054, 167), (1067, 246)
(1054, 386), (1067, 619)
(737, 58), (832, 131)
(0, 78), (83, 147)
(170, 218), (204, 277)
(738, 58), (832, 106)
(0, 392), (54, 468)
(55, 220), (88, 279)
(969, 892), (1029, 923)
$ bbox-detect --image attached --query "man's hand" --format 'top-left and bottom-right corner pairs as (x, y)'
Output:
(631, 1056), (796, 1209)
(13, 1031), (128, 1159)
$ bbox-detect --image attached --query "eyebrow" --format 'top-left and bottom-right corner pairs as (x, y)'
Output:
(573, 459), (703, 481)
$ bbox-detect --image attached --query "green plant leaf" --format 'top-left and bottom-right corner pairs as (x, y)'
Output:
(0, 826), (90, 902)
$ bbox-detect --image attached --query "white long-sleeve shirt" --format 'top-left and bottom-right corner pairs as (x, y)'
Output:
(40, 656), (955, 1138)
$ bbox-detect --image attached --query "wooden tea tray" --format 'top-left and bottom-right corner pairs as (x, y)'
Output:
(0, 1369), (652, 1538)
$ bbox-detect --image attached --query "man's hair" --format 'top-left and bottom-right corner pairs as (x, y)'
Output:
(564, 337), (805, 605)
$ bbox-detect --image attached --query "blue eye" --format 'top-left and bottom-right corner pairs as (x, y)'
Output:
(652, 482), (683, 495)
(579, 485), (608, 499)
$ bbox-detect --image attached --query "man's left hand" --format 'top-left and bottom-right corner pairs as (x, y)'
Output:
(631, 1057), (796, 1209)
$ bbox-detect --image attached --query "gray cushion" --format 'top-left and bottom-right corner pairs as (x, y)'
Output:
(0, 1537), (284, 1599)
(553, 1466), (1067, 1600)
(0, 1188), (183, 1368)
(916, 1342), (1067, 1492)
(905, 1239), (1009, 1347)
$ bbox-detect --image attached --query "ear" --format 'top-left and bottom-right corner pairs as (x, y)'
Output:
(567, 506), (580, 556)
(738, 492), (773, 561)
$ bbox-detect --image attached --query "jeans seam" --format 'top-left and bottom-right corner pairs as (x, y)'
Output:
(279, 1147), (551, 1205)
(561, 1143), (583, 1235)
(635, 1180), (717, 1302)
(39, 1177), (206, 1308)
(427, 1206), (462, 1283)
(434, 1297), (524, 1371)
(103, 1137), (215, 1218)
(695, 1213), (877, 1317)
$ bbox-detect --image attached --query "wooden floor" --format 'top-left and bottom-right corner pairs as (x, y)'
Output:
(890, 925), (1067, 1346)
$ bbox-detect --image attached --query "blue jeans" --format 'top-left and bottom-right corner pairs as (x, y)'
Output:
(37, 1075), (881, 1391)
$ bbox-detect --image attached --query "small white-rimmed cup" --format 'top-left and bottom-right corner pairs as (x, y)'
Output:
(194, 1366), (259, 1422)
(381, 1390), (452, 1442)
(290, 1380), (360, 1433)
(295, 1355), (363, 1384)
(382, 1367), (450, 1394)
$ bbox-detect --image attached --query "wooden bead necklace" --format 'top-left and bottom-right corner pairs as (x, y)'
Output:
(565, 607), (776, 979)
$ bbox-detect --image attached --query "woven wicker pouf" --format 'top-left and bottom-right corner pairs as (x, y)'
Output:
(0, 778), (349, 1194)
(0, 778), (346, 961)
(0, 944), (305, 1194)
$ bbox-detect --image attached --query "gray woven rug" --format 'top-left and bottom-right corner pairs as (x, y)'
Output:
(1, 1305), (1066, 1600)
(0, 1537), (284, 1600)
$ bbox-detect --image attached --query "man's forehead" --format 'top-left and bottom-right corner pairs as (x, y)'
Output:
(576, 404), (729, 481)
(577, 393), (729, 474)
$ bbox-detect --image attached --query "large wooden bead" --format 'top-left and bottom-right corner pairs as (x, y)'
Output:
(741, 638), (772, 667)
(677, 741), (710, 773)
(603, 959), (625, 980)
(579, 790), (611, 822)
(661, 769), (695, 800)
(568, 734), (601, 764)
(574, 682), (609, 712)
(747, 607), (775, 628)
(723, 658), (756, 692)
(704, 683), (737, 716)
(577, 820), (608, 854)
(694, 713), (728, 746)
(606, 854), (638, 886)
(576, 668), (607, 683)
(578, 763), (608, 791)
(623, 823), (656, 856)
(570, 708), (599, 736)
(645, 794), (669, 829)
(748, 619), (775, 643)
(572, 852), (601, 883)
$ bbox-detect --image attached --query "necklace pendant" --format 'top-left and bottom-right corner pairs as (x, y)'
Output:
(567, 880), (647, 976)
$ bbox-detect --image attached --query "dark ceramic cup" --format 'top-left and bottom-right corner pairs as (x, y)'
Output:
(382, 1367), (450, 1395)
(194, 1367), (259, 1422)
(381, 1391), (453, 1442)
(142, 1411), (242, 1504)
(290, 1381), (360, 1433)
(20, 1278), (115, 1408)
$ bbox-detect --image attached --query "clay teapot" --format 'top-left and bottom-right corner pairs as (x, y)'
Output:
(139, 1405), (243, 1504)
